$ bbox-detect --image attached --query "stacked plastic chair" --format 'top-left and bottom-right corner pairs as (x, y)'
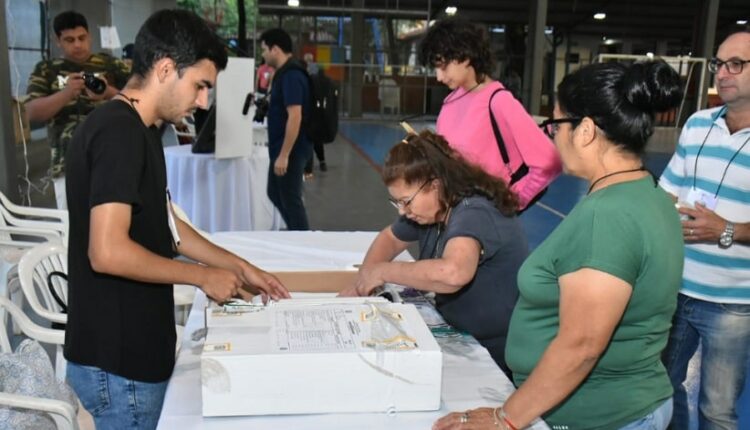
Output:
(0, 191), (67, 336)
(0, 295), (79, 430)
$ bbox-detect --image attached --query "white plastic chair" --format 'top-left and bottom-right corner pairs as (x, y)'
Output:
(173, 284), (196, 325)
(17, 242), (184, 368)
(170, 202), (201, 324)
(0, 296), (85, 430)
(17, 243), (68, 327)
(0, 392), (79, 430)
(378, 77), (400, 115)
(0, 191), (68, 330)
(0, 216), (64, 337)
(0, 191), (68, 242)
(0, 295), (63, 354)
(15, 243), (68, 379)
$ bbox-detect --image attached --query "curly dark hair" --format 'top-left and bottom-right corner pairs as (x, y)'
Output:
(383, 130), (518, 216)
(418, 18), (494, 81)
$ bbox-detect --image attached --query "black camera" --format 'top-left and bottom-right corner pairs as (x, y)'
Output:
(252, 96), (270, 123)
(81, 72), (107, 95)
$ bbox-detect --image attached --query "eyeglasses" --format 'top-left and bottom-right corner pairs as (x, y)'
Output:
(388, 180), (429, 210)
(539, 117), (583, 139)
(708, 58), (750, 74)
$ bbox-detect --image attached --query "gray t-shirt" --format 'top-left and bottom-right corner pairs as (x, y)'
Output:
(391, 196), (527, 365)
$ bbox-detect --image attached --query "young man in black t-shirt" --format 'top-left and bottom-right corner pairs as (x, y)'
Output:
(64, 10), (290, 429)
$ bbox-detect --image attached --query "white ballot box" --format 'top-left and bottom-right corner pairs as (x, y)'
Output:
(201, 301), (442, 417)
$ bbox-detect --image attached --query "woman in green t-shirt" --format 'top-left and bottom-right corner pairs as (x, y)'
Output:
(433, 61), (685, 430)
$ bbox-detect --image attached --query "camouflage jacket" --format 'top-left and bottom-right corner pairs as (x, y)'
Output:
(26, 53), (130, 176)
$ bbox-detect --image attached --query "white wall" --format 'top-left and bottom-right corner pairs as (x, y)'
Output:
(111, 0), (176, 58)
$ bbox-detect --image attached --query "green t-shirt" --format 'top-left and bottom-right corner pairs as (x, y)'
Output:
(506, 177), (684, 430)
(26, 53), (130, 177)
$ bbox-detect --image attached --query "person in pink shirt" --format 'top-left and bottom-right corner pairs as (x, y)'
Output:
(256, 59), (274, 96)
(420, 18), (561, 209)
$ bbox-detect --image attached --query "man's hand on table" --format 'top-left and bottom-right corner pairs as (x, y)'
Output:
(199, 267), (244, 303)
(237, 262), (291, 301)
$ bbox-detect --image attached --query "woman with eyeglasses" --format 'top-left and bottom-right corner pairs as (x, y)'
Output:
(434, 60), (684, 430)
(339, 130), (528, 376)
(419, 18), (561, 210)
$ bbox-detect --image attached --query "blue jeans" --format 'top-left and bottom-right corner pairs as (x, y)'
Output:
(66, 361), (168, 430)
(619, 398), (673, 430)
(664, 294), (750, 430)
(267, 152), (309, 230)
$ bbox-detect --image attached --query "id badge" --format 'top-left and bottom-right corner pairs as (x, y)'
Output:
(686, 188), (718, 210)
(166, 189), (181, 246)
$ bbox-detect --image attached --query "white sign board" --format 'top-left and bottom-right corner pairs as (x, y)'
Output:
(215, 57), (255, 159)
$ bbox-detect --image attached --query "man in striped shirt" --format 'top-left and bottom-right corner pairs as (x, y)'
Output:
(659, 30), (750, 429)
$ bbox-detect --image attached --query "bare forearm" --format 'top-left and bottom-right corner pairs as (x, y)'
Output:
(90, 237), (211, 287)
(175, 219), (247, 273)
(379, 259), (466, 294)
(502, 337), (600, 427)
(25, 92), (72, 123)
(734, 222), (750, 245)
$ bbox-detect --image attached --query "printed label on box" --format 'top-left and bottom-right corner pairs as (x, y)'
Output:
(273, 308), (365, 352)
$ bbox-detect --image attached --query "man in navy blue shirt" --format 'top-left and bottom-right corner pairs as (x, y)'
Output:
(260, 28), (312, 230)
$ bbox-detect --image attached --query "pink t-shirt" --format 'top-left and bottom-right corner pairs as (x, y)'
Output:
(256, 64), (275, 91)
(436, 81), (561, 208)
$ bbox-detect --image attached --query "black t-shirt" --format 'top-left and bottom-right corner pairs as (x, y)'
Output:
(267, 61), (312, 161)
(64, 100), (177, 383)
(391, 196), (527, 343)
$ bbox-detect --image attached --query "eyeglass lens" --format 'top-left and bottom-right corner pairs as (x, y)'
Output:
(709, 59), (748, 74)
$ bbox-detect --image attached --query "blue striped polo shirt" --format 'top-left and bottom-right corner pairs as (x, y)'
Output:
(659, 106), (750, 304)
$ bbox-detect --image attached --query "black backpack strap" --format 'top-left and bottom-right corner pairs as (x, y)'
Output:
(46, 271), (68, 313)
(488, 88), (511, 165)
(489, 88), (530, 185)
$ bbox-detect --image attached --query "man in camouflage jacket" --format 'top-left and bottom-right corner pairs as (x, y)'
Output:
(25, 11), (129, 208)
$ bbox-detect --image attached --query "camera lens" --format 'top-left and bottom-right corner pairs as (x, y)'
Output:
(253, 97), (269, 123)
(82, 73), (107, 95)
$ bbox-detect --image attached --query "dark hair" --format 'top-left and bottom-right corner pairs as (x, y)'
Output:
(53, 11), (88, 37)
(725, 28), (750, 37)
(383, 130), (518, 216)
(419, 18), (493, 81)
(122, 43), (134, 60)
(722, 29), (750, 44)
(131, 9), (228, 79)
(260, 28), (293, 54)
(557, 61), (682, 154)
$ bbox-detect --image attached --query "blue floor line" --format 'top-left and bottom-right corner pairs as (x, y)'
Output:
(339, 121), (403, 168)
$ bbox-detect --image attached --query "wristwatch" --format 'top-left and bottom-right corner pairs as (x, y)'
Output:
(719, 221), (735, 248)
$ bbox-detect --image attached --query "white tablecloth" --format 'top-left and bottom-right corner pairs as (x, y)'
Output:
(164, 128), (283, 233)
(157, 231), (548, 430)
